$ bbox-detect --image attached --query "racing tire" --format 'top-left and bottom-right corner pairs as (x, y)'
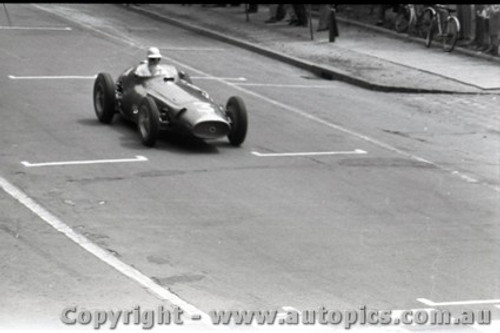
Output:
(93, 72), (116, 124)
(138, 96), (160, 147)
(425, 16), (436, 48)
(442, 16), (459, 52)
(226, 96), (248, 147)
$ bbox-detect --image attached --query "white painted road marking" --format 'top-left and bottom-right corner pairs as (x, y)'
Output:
(0, 26), (72, 30)
(21, 156), (148, 167)
(9, 75), (96, 80)
(418, 298), (500, 306)
(191, 76), (247, 81)
(8, 74), (246, 82)
(0, 176), (211, 326)
(159, 47), (226, 51)
(252, 149), (367, 157)
(235, 83), (333, 88)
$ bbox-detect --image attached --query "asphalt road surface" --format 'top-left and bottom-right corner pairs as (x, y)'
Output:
(1, 4), (499, 332)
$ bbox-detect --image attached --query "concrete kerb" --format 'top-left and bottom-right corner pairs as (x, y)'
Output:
(125, 5), (495, 95)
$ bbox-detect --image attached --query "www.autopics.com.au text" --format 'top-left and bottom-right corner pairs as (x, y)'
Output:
(60, 305), (492, 329)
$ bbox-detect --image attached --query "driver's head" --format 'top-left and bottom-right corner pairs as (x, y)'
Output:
(147, 47), (162, 65)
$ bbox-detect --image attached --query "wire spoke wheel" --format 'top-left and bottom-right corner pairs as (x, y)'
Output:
(394, 9), (410, 33)
(443, 17), (459, 52)
(418, 9), (434, 39)
(137, 96), (160, 147)
(138, 105), (150, 138)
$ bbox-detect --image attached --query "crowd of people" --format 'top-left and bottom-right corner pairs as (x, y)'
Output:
(184, 4), (500, 56)
(199, 4), (337, 32)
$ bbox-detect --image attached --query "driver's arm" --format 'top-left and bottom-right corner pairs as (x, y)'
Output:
(133, 62), (152, 78)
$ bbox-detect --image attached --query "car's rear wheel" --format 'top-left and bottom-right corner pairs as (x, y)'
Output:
(93, 72), (116, 124)
(226, 96), (248, 146)
(138, 96), (160, 147)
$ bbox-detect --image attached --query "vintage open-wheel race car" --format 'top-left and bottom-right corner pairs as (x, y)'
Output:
(93, 64), (248, 147)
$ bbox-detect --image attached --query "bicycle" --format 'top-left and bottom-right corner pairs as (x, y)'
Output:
(425, 4), (461, 52)
(394, 4), (434, 39)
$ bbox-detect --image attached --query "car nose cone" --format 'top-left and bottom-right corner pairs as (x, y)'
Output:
(192, 120), (230, 139)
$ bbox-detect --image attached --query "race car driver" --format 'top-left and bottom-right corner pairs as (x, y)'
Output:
(134, 47), (176, 78)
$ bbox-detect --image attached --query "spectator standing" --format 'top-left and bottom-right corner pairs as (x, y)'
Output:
(247, 3), (258, 13)
(474, 5), (492, 51)
(284, 4), (298, 24)
(317, 4), (330, 31)
(485, 5), (500, 55)
(317, 4), (337, 31)
(376, 4), (399, 26)
(265, 4), (285, 23)
(457, 4), (475, 44)
(292, 4), (308, 27)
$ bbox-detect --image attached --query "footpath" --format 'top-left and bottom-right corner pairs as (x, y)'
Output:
(125, 4), (500, 95)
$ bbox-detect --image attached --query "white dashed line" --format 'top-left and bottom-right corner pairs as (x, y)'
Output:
(418, 298), (500, 306)
(0, 26), (71, 30)
(158, 47), (225, 51)
(191, 76), (247, 81)
(9, 75), (96, 80)
(21, 156), (148, 167)
(235, 83), (333, 88)
(252, 149), (367, 157)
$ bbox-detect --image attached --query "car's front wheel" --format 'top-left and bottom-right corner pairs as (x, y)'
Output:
(226, 96), (248, 146)
(138, 96), (160, 147)
(93, 72), (116, 124)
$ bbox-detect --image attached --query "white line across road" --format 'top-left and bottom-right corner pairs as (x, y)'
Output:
(8, 75), (96, 80)
(8, 74), (246, 82)
(252, 149), (367, 157)
(0, 26), (72, 30)
(191, 76), (247, 81)
(21, 156), (148, 167)
(159, 47), (226, 51)
(417, 298), (500, 307)
(235, 83), (333, 88)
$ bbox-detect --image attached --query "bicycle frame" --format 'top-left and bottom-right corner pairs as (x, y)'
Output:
(425, 5), (460, 52)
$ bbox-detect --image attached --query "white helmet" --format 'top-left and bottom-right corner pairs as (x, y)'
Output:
(147, 47), (162, 59)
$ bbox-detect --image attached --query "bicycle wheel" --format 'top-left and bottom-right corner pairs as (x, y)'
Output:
(425, 16), (436, 48)
(442, 16), (460, 52)
(394, 8), (410, 33)
(418, 8), (434, 39)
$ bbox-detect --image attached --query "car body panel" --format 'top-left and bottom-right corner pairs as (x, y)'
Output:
(115, 64), (232, 140)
